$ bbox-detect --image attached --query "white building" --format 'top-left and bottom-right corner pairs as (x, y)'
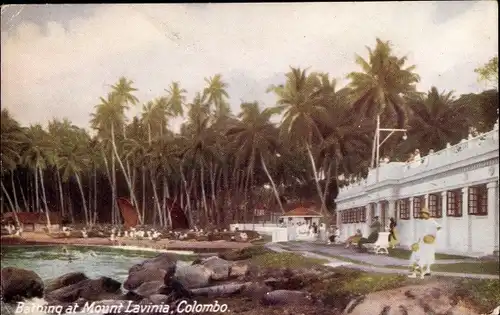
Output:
(335, 124), (499, 257)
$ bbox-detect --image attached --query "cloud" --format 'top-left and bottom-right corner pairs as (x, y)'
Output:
(1, 2), (497, 131)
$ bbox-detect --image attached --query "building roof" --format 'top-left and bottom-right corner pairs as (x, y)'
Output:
(2, 212), (62, 225)
(281, 207), (323, 217)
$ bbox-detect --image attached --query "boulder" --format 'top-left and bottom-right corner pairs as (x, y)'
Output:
(45, 277), (122, 303)
(44, 272), (89, 295)
(148, 294), (172, 305)
(240, 282), (272, 299)
(190, 282), (251, 298)
(134, 281), (167, 298)
(124, 268), (166, 291)
(230, 262), (249, 278)
(173, 265), (211, 289)
(128, 253), (177, 275)
(261, 290), (312, 306)
(344, 284), (480, 315)
(1, 267), (44, 302)
(199, 256), (231, 281)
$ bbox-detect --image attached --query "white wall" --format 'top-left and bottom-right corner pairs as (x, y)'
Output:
(336, 127), (499, 256)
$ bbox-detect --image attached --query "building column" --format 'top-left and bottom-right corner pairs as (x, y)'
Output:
(388, 200), (396, 220)
(461, 187), (471, 252)
(365, 204), (371, 237)
(487, 182), (499, 252)
(441, 191), (449, 248)
(424, 194), (429, 208)
(410, 197), (416, 241)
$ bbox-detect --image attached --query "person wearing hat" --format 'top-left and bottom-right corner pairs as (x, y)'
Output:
(408, 206), (442, 279)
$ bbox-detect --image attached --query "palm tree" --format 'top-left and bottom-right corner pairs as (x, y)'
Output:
(347, 38), (421, 126)
(165, 81), (187, 117)
(227, 102), (285, 214)
(22, 125), (54, 228)
(267, 67), (331, 214)
(203, 74), (231, 119)
(401, 87), (470, 155)
(0, 109), (25, 224)
(58, 126), (91, 225)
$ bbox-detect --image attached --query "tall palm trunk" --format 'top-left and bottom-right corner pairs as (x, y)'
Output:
(10, 173), (20, 211)
(306, 143), (327, 215)
(141, 167), (146, 222)
(34, 167), (40, 212)
(74, 173), (89, 225)
(180, 164), (193, 226)
(199, 161), (209, 225)
(111, 150), (117, 225)
(150, 173), (162, 227)
(209, 161), (217, 224)
(260, 152), (284, 213)
(17, 175), (29, 211)
(110, 123), (142, 224)
(55, 169), (65, 216)
(93, 167), (98, 225)
(163, 177), (172, 228)
(1, 180), (20, 226)
(38, 167), (52, 229)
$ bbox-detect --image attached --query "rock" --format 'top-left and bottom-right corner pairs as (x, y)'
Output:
(261, 290), (312, 306)
(45, 277), (122, 303)
(344, 284), (480, 315)
(128, 253), (177, 275)
(148, 294), (171, 304)
(190, 282), (251, 297)
(134, 281), (167, 298)
(230, 262), (249, 278)
(200, 256), (231, 281)
(240, 282), (272, 299)
(174, 265), (212, 289)
(1, 267), (44, 302)
(44, 272), (89, 294)
(124, 268), (167, 291)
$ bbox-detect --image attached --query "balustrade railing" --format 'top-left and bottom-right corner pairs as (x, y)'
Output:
(338, 126), (499, 197)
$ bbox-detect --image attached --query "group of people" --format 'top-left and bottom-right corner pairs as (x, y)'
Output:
(340, 207), (441, 279)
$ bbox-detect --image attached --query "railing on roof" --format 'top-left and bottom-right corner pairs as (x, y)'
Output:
(338, 122), (499, 198)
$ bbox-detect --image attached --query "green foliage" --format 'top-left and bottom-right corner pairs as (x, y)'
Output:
(474, 56), (498, 89)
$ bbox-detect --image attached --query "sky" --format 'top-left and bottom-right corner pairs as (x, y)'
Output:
(1, 2), (498, 132)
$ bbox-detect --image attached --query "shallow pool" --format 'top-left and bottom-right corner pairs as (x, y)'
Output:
(1, 245), (192, 282)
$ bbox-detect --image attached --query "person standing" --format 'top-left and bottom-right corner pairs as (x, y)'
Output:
(408, 207), (441, 279)
(388, 217), (398, 248)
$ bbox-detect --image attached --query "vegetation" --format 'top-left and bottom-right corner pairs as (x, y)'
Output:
(1, 39), (497, 228)
(250, 252), (328, 268)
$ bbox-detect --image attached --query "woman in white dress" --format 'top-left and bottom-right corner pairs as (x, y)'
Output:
(408, 207), (441, 279)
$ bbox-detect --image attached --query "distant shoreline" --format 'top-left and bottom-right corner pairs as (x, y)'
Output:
(0, 233), (253, 253)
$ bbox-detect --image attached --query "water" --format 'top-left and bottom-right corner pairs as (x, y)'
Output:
(1, 245), (196, 315)
(1, 245), (192, 282)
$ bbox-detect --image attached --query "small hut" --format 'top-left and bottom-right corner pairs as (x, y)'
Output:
(279, 207), (323, 226)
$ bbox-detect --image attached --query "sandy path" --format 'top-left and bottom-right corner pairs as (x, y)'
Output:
(1, 232), (253, 251)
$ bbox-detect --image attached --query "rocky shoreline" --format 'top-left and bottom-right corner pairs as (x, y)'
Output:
(2, 246), (496, 315)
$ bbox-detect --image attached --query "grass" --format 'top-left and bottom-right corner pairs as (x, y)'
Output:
(388, 248), (470, 260)
(310, 267), (409, 297)
(250, 252), (328, 269)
